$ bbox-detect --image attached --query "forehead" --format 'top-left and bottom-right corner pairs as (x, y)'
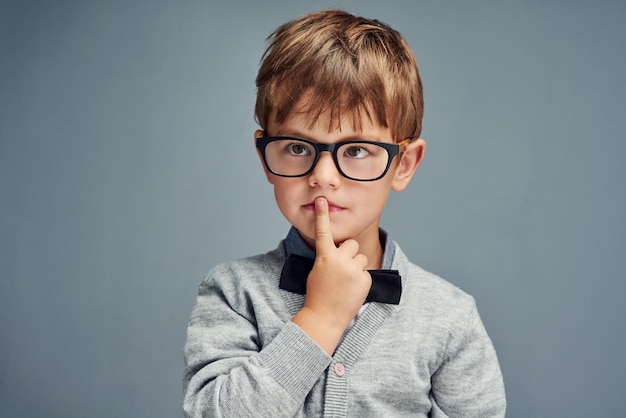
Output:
(268, 94), (392, 141)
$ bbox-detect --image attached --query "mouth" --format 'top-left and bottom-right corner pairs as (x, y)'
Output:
(303, 199), (345, 213)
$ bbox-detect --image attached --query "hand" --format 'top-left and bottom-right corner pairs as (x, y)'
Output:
(291, 197), (372, 354)
(307, 197), (372, 323)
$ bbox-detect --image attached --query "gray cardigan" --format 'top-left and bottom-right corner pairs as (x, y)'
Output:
(183, 240), (506, 417)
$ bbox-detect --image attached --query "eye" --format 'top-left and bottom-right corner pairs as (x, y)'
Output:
(286, 142), (311, 156)
(343, 145), (370, 159)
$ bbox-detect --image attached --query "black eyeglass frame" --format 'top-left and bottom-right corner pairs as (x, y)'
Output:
(256, 135), (417, 182)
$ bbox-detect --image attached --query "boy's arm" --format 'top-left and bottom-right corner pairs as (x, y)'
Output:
(430, 302), (507, 417)
(183, 275), (331, 418)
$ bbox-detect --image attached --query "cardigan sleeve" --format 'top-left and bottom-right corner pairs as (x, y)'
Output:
(429, 301), (507, 417)
(183, 263), (331, 418)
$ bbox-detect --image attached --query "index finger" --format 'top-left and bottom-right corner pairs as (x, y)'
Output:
(314, 197), (335, 255)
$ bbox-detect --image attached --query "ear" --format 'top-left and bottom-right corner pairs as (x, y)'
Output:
(391, 138), (426, 192)
(255, 130), (275, 184)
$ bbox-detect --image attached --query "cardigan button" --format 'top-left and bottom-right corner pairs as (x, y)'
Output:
(333, 362), (346, 377)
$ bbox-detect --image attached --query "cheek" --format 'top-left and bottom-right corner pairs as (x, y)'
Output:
(272, 180), (300, 211)
(359, 184), (393, 212)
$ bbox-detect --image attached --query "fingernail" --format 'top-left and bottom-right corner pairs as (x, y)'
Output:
(316, 197), (326, 208)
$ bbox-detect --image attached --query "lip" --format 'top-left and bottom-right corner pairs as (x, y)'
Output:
(303, 199), (345, 212)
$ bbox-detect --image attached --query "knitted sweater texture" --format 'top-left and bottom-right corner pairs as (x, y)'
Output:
(183, 241), (506, 417)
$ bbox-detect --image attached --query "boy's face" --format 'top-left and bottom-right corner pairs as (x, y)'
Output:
(255, 107), (425, 250)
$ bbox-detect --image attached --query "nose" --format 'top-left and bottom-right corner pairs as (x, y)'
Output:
(308, 151), (342, 188)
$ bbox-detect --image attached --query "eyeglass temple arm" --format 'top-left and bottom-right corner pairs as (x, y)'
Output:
(398, 135), (419, 152)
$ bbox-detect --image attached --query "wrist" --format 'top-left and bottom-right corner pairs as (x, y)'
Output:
(291, 306), (348, 355)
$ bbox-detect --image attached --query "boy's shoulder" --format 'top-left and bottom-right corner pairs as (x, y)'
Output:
(392, 241), (477, 315)
(198, 245), (285, 293)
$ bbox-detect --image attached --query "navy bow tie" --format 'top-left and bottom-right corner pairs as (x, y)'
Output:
(279, 254), (402, 305)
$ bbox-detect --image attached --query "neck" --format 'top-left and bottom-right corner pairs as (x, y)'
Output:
(359, 234), (384, 270)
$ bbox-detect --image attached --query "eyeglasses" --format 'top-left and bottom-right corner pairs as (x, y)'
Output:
(256, 135), (416, 182)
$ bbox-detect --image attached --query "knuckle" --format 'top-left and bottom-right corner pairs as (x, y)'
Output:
(343, 239), (358, 250)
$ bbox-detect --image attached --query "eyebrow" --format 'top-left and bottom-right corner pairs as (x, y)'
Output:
(270, 130), (385, 143)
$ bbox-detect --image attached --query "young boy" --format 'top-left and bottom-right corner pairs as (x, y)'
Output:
(184, 9), (506, 417)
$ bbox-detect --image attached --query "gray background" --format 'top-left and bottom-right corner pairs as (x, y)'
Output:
(1, 1), (625, 417)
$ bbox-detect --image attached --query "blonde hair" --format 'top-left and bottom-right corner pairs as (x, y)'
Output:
(255, 9), (424, 141)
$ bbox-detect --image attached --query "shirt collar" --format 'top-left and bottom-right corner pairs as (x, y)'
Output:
(282, 226), (396, 269)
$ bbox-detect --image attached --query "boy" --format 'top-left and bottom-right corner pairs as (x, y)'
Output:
(184, 9), (506, 417)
